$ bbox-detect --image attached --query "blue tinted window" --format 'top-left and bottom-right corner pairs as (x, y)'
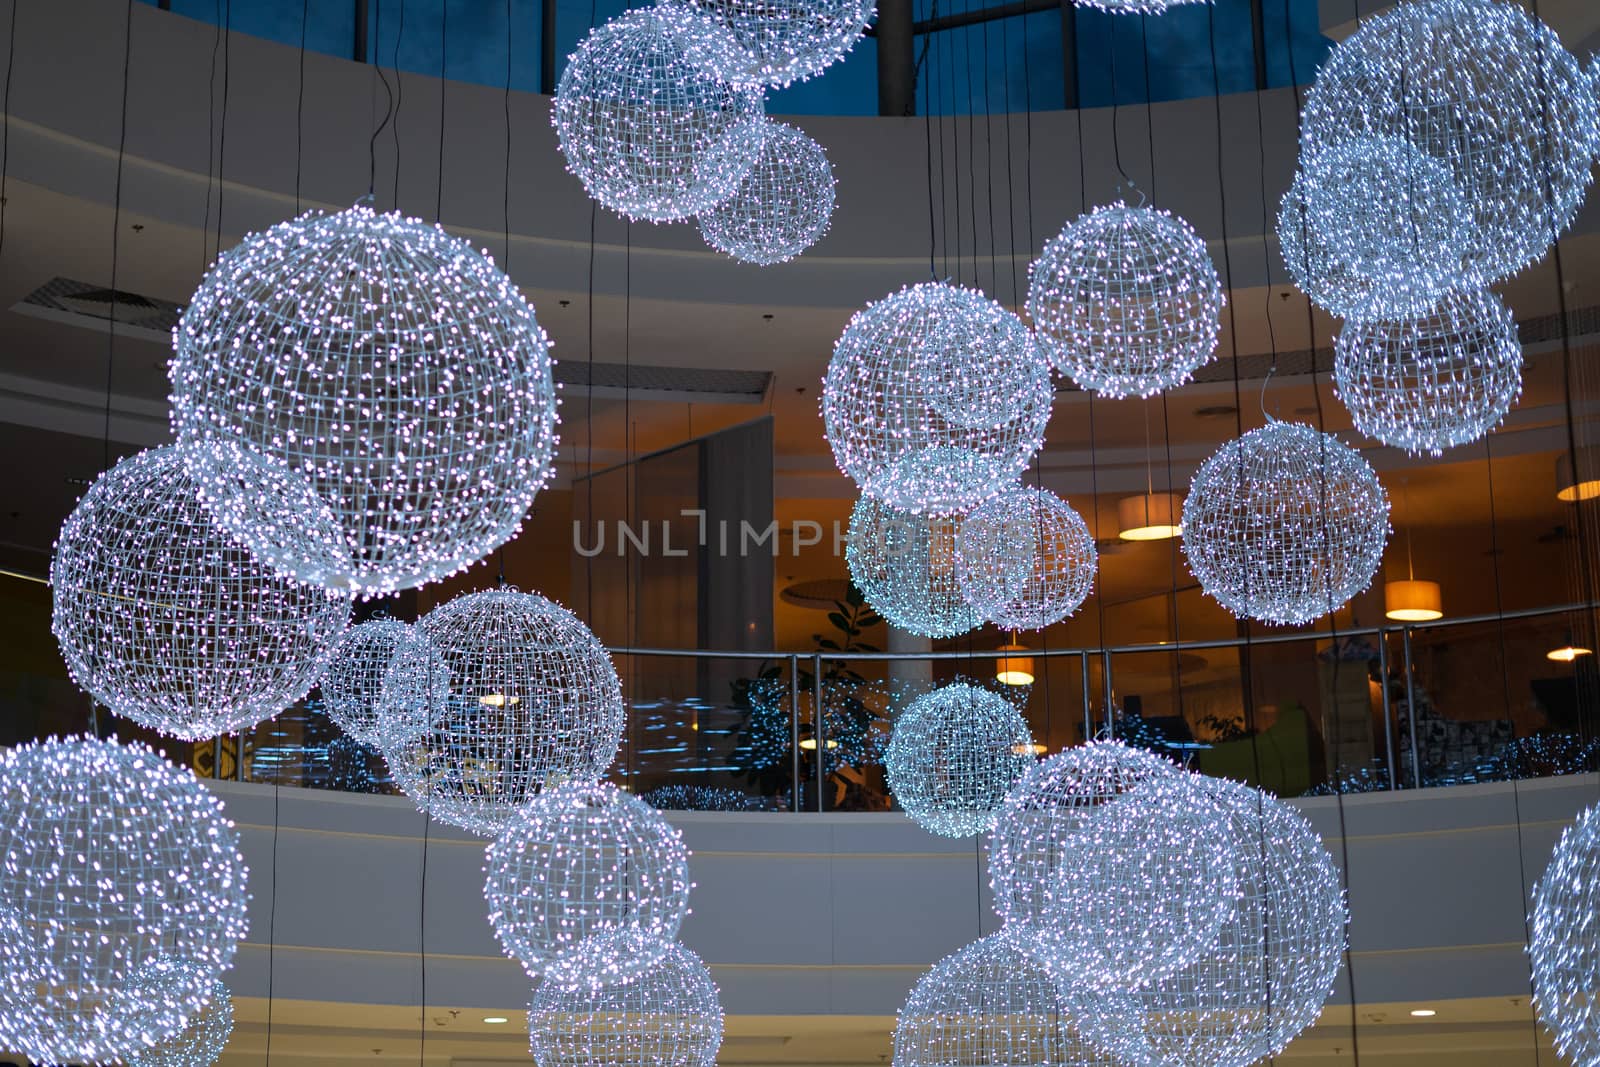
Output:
(157, 0), (359, 59)
(370, 0), (542, 92)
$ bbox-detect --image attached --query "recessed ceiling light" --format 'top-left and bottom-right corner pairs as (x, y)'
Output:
(484, 1016), (509, 1024)
(1410, 1009), (1436, 1018)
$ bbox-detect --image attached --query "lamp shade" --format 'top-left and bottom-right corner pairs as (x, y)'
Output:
(1384, 580), (1443, 622)
(1557, 453), (1600, 503)
(996, 643), (1036, 686)
(1548, 644), (1594, 663)
(1118, 493), (1183, 541)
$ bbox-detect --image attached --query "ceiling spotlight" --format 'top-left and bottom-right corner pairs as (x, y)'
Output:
(1409, 1009), (1436, 1018)
(1548, 644), (1594, 664)
(484, 1016), (510, 1025)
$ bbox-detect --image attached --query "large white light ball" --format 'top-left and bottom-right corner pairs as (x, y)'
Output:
(698, 120), (835, 265)
(846, 495), (981, 639)
(0, 737), (249, 1065)
(1028, 202), (1224, 399)
(50, 445), (351, 741)
(987, 742), (1238, 990)
(1532, 802), (1600, 1064)
(956, 486), (1097, 631)
(555, 10), (767, 223)
(377, 588), (624, 836)
(884, 683), (1034, 838)
(528, 936), (724, 1067)
(1073, 0), (1207, 10)
(656, 0), (875, 88)
(125, 965), (234, 1067)
(1335, 287), (1523, 456)
(171, 203), (558, 597)
(318, 617), (410, 748)
(823, 282), (1052, 516)
(1299, 0), (1598, 287)
(1182, 421), (1390, 626)
(484, 782), (691, 987)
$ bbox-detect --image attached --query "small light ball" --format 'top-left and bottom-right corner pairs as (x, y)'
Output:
(1028, 202), (1224, 399)
(885, 683), (1034, 838)
(50, 445), (351, 741)
(483, 781), (690, 987)
(319, 617), (411, 748)
(1073, 0), (1207, 12)
(956, 486), (1097, 631)
(555, 10), (767, 223)
(529, 935), (724, 1067)
(846, 495), (981, 639)
(698, 120), (835, 265)
(1278, 172), (1391, 321)
(823, 282), (1052, 516)
(1182, 421), (1390, 626)
(124, 965), (234, 1067)
(1532, 803), (1600, 1065)
(171, 202), (559, 597)
(377, 588), (625, 836)
(1335, 287), (1523, 456)
(656, 0), (875, 88)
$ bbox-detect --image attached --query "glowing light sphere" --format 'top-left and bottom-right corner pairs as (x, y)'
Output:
(893, 931), (1114, 1067)
(1334, 287), (1523, 456)
(319, 617), (410, 748)
(846, 495), (981, 639)
(1069, 777), (1347, 1067)
(885, 683), (1034, 838)
(483, 781), (690, 987)
(1532, 803), (1600, 1065)
(987, 742), (1238, 990)
(697, 120), (835, 265)
(956, 487), (1097, 631)
(1070, 0), (1207, 10)
(1027, 202), (1224, 398)
(125, 966), (234, 1067)
(1182, 421), (1390, 626)
(170, 202), (559, 597)
(529, 935), (724, 1067)
(656, 0), (875, 88)
(1278, 172), (1390, 320)
(50, 445), (351, 741)
(554, 10), (767, 222)
(377, 588), (624, 836)
(0, 737), (249, 1065)
(1299, 0), (1598, 287)
(823, 282), (1052, 515)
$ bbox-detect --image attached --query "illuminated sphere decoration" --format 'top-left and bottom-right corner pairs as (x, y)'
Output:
(1531, 803), (1600, 1064)
(1278, 171), (1391, 321)
(656, 0), (875, 88)
(1299, 0), (1598, 287)
(1335, 287), (1523, 456)
(0, 737), (249, 1065)
(377, 588), (625, 836)
(170, 202), (558, 597)
(846, 495), (982, 639)
(554, 10), (767, 222)
(1072, 0), (1207, 10)
(125, 966), (234, 1067)
(50, 445), (351, 741)
(956, 487), (1097, 631)
(528, 935), (724, 1067)
(483, 781), (691, 987)
(884, 683), (1035, 838)
(1183, 421), (1390, 626)
(1069, 777), (1347, 1067)
(823, 282), (1052, 515)
(698, 120), (836, 265)
(319, 617), (410, 748)
(987, 742), (1238, 990)
(893, 931), (1114, 1067)
(1027, 202), (1224, 398)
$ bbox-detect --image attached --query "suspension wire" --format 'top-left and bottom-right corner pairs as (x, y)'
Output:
(265, 783), (280, 1064)
(102, 0), (135, 476)
(199, 1), (221, 268)
(418, 813), (429, 1066)
(1019, 0), (1034, 260)
(213, 0), (231, 279)
(979, 9), (996, 297)
(1108, 16), (1133, 191)
(1139, 13), (1156, 203)
(997, 7), (1018, 306)
(934, 5), (949, 280)
(960, 0), (976, 287)
(0, 0), (13, 277)
(434, 0), (446, 221)
(367, 1), (393, 197)
(947, 9), (961, 283)
(392, 0), (406, 209)
(919, 0), (938, 281)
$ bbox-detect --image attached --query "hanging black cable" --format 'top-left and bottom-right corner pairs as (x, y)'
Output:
(918, 0), (938, 281)
(418, 813), (429, 1067)
(199, 0), (221, 267)
(392, 0), (406, 209)
(265, 784), (280, 1064)
(366, 2), (394, 197)
(294, 0), (307, 213)
(0, 0), (17, 267)
(960, 0), (977, 287)
(996, 8), (1018, 305)
(434, 0), (446, 221)
(948, 5), (962, 283)
(978, 12), (997, 296)
(102, 0), (135, 474)
(212, 0), (231, 258)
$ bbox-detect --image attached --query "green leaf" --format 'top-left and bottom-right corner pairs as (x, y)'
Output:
(846, 584), (865, 607)
(817, 638), (842, 651)
(827, 611), (851, 632)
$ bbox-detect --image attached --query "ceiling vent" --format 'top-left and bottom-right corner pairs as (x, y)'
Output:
(555, 360), (772, 404)
(14, 276), (184, 343)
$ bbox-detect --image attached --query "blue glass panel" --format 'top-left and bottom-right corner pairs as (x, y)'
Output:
(769, 36), (879, 116)
(1263, 0), (1333, 89)
(164, 0), (359, 59)
(554, 0), (631, 89)
(369, 0), (542, 92)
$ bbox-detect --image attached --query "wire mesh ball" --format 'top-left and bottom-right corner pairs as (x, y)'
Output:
(987, 742), (1239, 990)
(124, 965), (234, 1067)
(1334, 287), (1523, 457)
(893, 930), (1116, 1067)
(170, 202), (560, 598)
(554, 10), (768, 223)
(956, 487), (1097, 631)
(655, 0), (875, 87)
(0, 737), (249, 1065)
(1027, 202), (1224, 399)
(823, 282), (1052, 516)
(1532, 803), (1600, 1065)
(1070, 0), (1207, 11)
(319, 617), (410, 748)
(846, 495), (982, 639)
(697, 120), (835, 265)
(50, 445), (351, 741)
(529, 935), (724, 1067)
(1278, 172), (1389, 321)
(483, 781), (691, 987)
(377, 588), (625, 836)
(1182, 421), (1390, 626)
(885, 683), (1034, 838)
(1299, 0), (1598, 287)
(1067, 776), (1347, 1067)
